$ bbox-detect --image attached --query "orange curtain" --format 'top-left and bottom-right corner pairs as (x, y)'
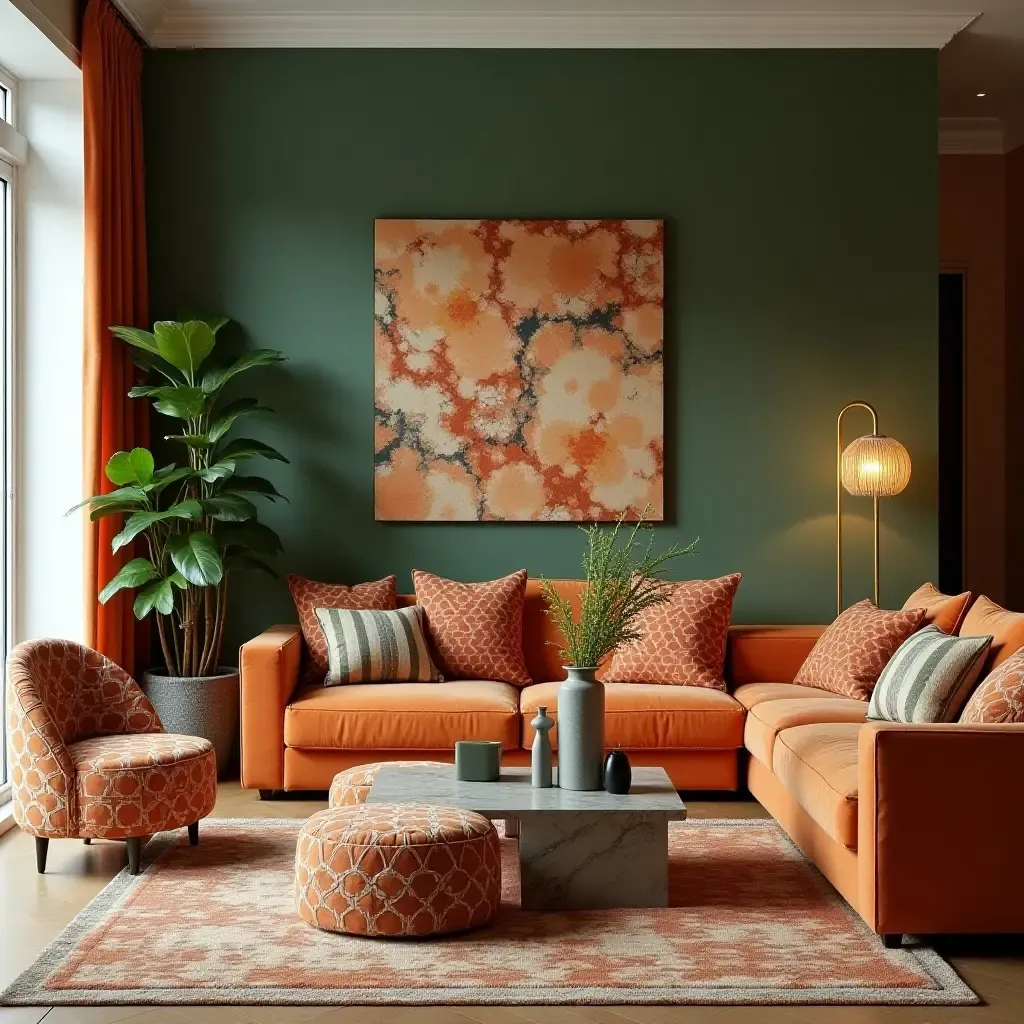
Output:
(82, 0), (150, 674)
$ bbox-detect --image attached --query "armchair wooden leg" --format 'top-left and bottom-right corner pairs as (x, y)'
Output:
(188, 821), (199, 846)
(882, 933), (904, 949)
(83, 837), (91, 845)
(126, 837), (142, 875)
(35, 837), (48, 874)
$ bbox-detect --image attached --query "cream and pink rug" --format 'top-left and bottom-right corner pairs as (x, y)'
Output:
(2, 817), (976, 1006)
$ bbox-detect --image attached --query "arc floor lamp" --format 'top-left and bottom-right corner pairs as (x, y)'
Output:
(837, 402), (912, 615)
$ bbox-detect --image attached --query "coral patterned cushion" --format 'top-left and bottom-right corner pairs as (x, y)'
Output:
(329, 760), (450, 807)
(601, 574), (742, 689)
(295, 804), (501, 937)
(794, 599), (926, 700)
(287, 574), (397, 680)
(70, 733), (217, 840)
(960, 649), (1024, 724)
(413, 569), (532, 686)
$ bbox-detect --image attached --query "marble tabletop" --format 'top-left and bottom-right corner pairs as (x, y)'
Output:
(367, 764), (687, 818)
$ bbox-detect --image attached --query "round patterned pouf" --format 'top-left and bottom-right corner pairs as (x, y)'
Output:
(329, 761), (449, 808)
(295, 804), (501, 937)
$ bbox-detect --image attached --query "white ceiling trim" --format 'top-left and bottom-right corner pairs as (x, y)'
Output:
(113, 5), (977, 50)
(938, 116), (1007, 154)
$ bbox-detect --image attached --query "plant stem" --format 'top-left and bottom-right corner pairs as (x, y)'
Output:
(155, 612), (175, 676)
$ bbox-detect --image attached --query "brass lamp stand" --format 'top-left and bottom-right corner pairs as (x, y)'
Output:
(836, 402), (912, 616)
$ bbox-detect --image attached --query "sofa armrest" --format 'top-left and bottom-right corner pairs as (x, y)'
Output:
(858, 721), (1024, 935)
(239, 625), (302, 790)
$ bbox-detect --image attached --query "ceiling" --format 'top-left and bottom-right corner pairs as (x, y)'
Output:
(115, 0), (1024, 151)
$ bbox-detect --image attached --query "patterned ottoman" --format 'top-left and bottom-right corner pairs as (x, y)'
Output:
(329, 760), (449, 807)
(295, 804), (501, 937)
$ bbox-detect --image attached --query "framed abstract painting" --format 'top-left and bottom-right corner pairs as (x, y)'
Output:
(374, 219), (664, 522)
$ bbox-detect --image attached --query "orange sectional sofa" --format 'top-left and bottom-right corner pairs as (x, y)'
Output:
(239, 579), (1024, 942)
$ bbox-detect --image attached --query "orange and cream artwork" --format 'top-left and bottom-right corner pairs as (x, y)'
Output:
(373, 219), (664, 521)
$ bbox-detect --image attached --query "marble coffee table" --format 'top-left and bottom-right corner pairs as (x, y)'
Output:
(367, 764), (686, 911)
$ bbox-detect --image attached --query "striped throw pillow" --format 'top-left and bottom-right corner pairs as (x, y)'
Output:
(867, 625), (992, 723)
(315, 605), (443, 686)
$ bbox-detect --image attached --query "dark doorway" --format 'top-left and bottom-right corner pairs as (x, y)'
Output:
(938, 272), (965, 594)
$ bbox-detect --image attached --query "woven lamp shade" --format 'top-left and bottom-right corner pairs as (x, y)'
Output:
(841, 434), (912, 497)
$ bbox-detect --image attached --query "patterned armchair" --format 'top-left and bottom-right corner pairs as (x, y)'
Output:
(7, 638), (217, 874)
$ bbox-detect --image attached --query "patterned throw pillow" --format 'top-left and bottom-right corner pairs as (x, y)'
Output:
(794, 599), (926, 700)
(287, 574), (397, 680)
(902, 582), (972, 635)
(412, 569), (532, 686)
(315, 605), (442, 685)
(867, 625), (992, 723)
(600, 574), (742, 689)
(960, 648), (1024, 724)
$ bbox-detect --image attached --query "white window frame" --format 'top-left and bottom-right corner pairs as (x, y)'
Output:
(0, 62), (20, 808)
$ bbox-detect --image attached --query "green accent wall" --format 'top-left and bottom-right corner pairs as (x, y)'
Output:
(142, 49), (939, 655)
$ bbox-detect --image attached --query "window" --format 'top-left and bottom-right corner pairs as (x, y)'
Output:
(0, 63), (12, 125)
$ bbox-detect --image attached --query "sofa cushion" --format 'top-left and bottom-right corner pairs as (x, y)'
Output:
(902, 582), (972, 635)
(284, 680), (520, 750)
(961, 648), (1024, 724)
(521, 681), (745, 750)
(287, 574), (397, 680)
(600, 574), (741, 689)
(413, 570), (532, 686)
(959, 595), (1024, 674)
(744, 697), (868, 768)
(732, 682), (850, 710)
(772, 723), (861, 850)
(794, 599), (926, 699)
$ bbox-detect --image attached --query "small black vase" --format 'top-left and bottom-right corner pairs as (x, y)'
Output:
(603, 749), (631, 794)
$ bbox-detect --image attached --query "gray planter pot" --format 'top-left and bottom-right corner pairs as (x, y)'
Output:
(556, 666), (605, 791)
(141, 667), (239, 779)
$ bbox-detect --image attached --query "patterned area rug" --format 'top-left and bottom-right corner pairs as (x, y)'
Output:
(2, 817), (977, 1006)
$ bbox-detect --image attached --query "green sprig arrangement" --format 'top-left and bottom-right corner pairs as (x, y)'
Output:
(541, 509), (697, 668)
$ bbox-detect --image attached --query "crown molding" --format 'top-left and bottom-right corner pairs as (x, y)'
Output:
(112, 5), (977, 50)
(938, 116), (1007, 155)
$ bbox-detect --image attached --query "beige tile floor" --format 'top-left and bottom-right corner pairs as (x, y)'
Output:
(2, 784), (1023, 1024)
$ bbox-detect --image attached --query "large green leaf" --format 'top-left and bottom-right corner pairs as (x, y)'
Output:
(208, 398), (270, 444)
(133, 577), (177, 619)
(111, 500), (203, 553)
(199, 459), (236, 483)
(168, 531), (224, 586)
(110, 326), (159, 354)
(66, 485), (147, 517)
(154, 321), (216, 377)
(202, 349), (285, 394)
(128, 348), (185, 385)
(201, 494), (257, 522)
(216, 437), (288, 463)
(145, 466), (193, 496)
(90, 502), (143, 522)
(165, 434), (214, 448)
(99, 558), (160, 604)
(150, 386), (208, 420)
(225, 553), (279, 579)
(202, 315), (230, 334)
(217, 520), (283, 557)
(221, 475), (287, 502)
(105, 449), (155, 487)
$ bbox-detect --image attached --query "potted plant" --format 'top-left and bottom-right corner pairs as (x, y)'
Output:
(71, 317), (286, 775)
(541, 511), (696, 790)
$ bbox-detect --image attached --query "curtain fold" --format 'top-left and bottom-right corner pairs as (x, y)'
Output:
(83, 0), (150, 674)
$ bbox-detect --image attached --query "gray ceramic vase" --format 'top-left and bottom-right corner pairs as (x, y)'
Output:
(556, 666), (605, 791)
(531, 705), (554, 788)
(141, 668), (239, 778)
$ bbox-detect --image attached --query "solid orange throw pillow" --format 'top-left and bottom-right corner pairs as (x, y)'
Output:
(959, 595), (1024, 673)
(794, 599), (926, 700)
(413, 569), (532, 686)
(902, 582), (972, 635)
(960, 648), (1024, 723)
(287, 574), (397, 680)
(601, 574), (742, 689)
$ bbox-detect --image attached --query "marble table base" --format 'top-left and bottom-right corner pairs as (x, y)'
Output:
(517, 811), (668, 910)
